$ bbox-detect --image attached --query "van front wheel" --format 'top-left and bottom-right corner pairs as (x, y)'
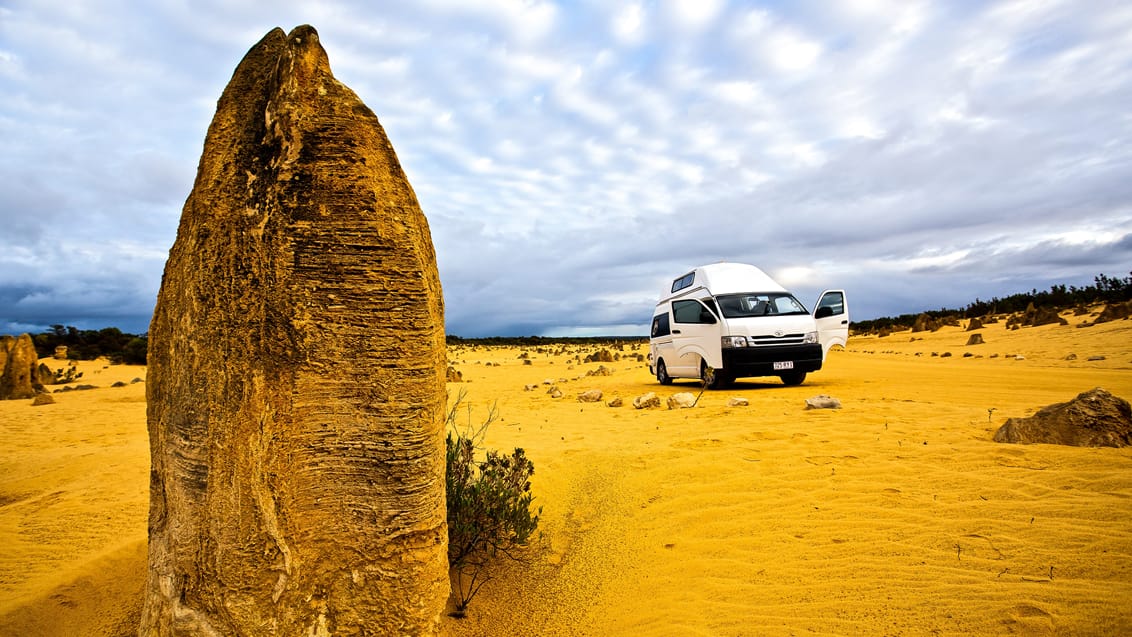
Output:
(779, 371), (807, 386)
(656, 360), (673, 385)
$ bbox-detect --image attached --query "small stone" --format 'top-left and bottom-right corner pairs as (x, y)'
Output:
(633, 392), (661, 409)
(607, 397), (623, 408)
(31, 393), (55, 406)
(727, 397), (749, 407)
(667, 392), (697, 409)
(805, 395), (841, 410)
(577, 389), (603, 403)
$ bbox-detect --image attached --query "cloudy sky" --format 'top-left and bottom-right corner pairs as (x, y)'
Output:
(2, 1), (1130, 337)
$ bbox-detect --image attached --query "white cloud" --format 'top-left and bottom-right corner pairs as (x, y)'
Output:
(612, 3), (647, 45)
(1, 1), (1130, 336)
(663, 0), (726, 34)
(763, 28), (822, 72)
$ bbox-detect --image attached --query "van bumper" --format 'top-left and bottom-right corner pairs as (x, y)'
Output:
(721, 344), (823, 378)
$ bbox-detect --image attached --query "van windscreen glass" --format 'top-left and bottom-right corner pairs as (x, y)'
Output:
(716, 293), (808, 318)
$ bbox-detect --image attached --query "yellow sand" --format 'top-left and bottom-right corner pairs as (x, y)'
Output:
(2, 313), (1131, 635)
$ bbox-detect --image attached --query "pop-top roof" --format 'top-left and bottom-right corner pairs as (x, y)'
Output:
(661, 262), (787, 299)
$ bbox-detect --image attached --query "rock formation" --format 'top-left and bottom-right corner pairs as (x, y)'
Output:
(0, 334), (40, 400)
(993, 388), (1132, 447)
(1006, 303), (1068, 329)
(1096, 300), (1132, 323)
(141, 26), (448, 636)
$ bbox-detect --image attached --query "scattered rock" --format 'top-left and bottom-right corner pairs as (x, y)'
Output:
(633, 392), (662, 409)
(446, 366), (464, 383)
(1064, 353), (1078, 361)
(607, 397), (623, 408)
(805, 395), (842, 410)
(547, 387), (563, 398)
(53, 346), (68, 360)
(993, 387), (1132, 447)
(524, 384), (539, 391)
(1088, 355), (1106, 361)
(31, 393), (55, 406)
(36, 363), (54, 386)
(940, 352), (952, 358)
(0, 334), (40, 400)
(583, 349), (615, 363)
(112, 381), (129, 387)
(965, 333), (984, 346)
(586, 365), (613, 377)
(667, 392), (697, 409)
(911, 313), (939, 333)
(966, 317), (983, 331)
(577, 389), (603, 403)
(727, 397), (749, 407)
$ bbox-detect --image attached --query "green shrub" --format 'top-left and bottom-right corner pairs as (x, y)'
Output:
(445, 392), (540, 616)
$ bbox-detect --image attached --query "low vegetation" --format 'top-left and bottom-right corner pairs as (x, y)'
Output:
(30, 325), (147, 364)
(445, 391), (541, 616)
(852, 272), (1132, 335)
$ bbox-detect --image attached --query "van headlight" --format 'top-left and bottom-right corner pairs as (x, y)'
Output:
(803, 331), (818, 344)
(721, 336), (749, 348)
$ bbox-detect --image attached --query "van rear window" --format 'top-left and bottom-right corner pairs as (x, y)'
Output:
(651, 313), (671, 337)
(671, 272), (695, 293)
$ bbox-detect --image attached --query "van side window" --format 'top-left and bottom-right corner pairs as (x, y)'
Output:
(671, 272), (695, 293)
(817, 291), (845, 315)
(651, 313), (671, 337)
(672, 300), (715, 324)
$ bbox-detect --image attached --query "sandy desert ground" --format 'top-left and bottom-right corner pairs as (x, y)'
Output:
(1, 311), (1131, 636)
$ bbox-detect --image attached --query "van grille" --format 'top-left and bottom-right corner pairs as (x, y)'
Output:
(749, 333), (806, 346)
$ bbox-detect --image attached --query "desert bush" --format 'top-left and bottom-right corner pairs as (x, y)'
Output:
(445, 391), (540, 616)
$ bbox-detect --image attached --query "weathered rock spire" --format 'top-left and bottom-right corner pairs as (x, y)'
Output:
(141, 25), (448, 635)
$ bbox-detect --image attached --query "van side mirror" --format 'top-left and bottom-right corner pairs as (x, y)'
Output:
(700, 309), (717, 324)
(815, 306), (834, 319)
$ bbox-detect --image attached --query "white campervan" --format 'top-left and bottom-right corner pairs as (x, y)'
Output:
(648, 263), (848, 387)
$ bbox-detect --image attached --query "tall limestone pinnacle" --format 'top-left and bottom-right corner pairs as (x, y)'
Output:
(140, 26), (448, 635)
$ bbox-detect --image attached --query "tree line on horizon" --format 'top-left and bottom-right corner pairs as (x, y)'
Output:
(16, 272), (1130, 360)
(851, 272), (1132, 334)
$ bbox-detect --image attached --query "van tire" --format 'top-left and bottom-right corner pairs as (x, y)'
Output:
(656, 360), (673, 385)
(779, 371), (806, 386)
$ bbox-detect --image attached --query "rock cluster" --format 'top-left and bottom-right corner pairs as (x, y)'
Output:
(993, 388), (1132, 447)
(141, 26), (447, 636)
(1006, 303), (1067, 329)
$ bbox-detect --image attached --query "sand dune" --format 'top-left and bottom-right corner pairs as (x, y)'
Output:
(2, 313), (1131, 635)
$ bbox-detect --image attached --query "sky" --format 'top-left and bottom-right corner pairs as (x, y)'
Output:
(1, 1), (1130, 337)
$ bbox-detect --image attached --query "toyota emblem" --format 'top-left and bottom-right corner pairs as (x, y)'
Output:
(774, 330), (784, 337)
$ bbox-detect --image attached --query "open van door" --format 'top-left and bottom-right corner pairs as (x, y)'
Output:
(813, 290), (848, 360)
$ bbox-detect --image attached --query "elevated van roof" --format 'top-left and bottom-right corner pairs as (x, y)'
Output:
(660, 262), (787, 302)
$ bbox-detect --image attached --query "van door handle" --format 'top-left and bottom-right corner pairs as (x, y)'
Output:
(841, 320), (848, 325)
(672, 329), (682, 334)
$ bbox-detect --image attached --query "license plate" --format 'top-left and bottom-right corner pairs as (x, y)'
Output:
(773, 361), (794, 370)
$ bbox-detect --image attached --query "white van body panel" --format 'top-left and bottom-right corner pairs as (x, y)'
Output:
(649, 263), (848, 386)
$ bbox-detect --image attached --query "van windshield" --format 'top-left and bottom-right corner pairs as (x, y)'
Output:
(715, 293), (809, 318)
